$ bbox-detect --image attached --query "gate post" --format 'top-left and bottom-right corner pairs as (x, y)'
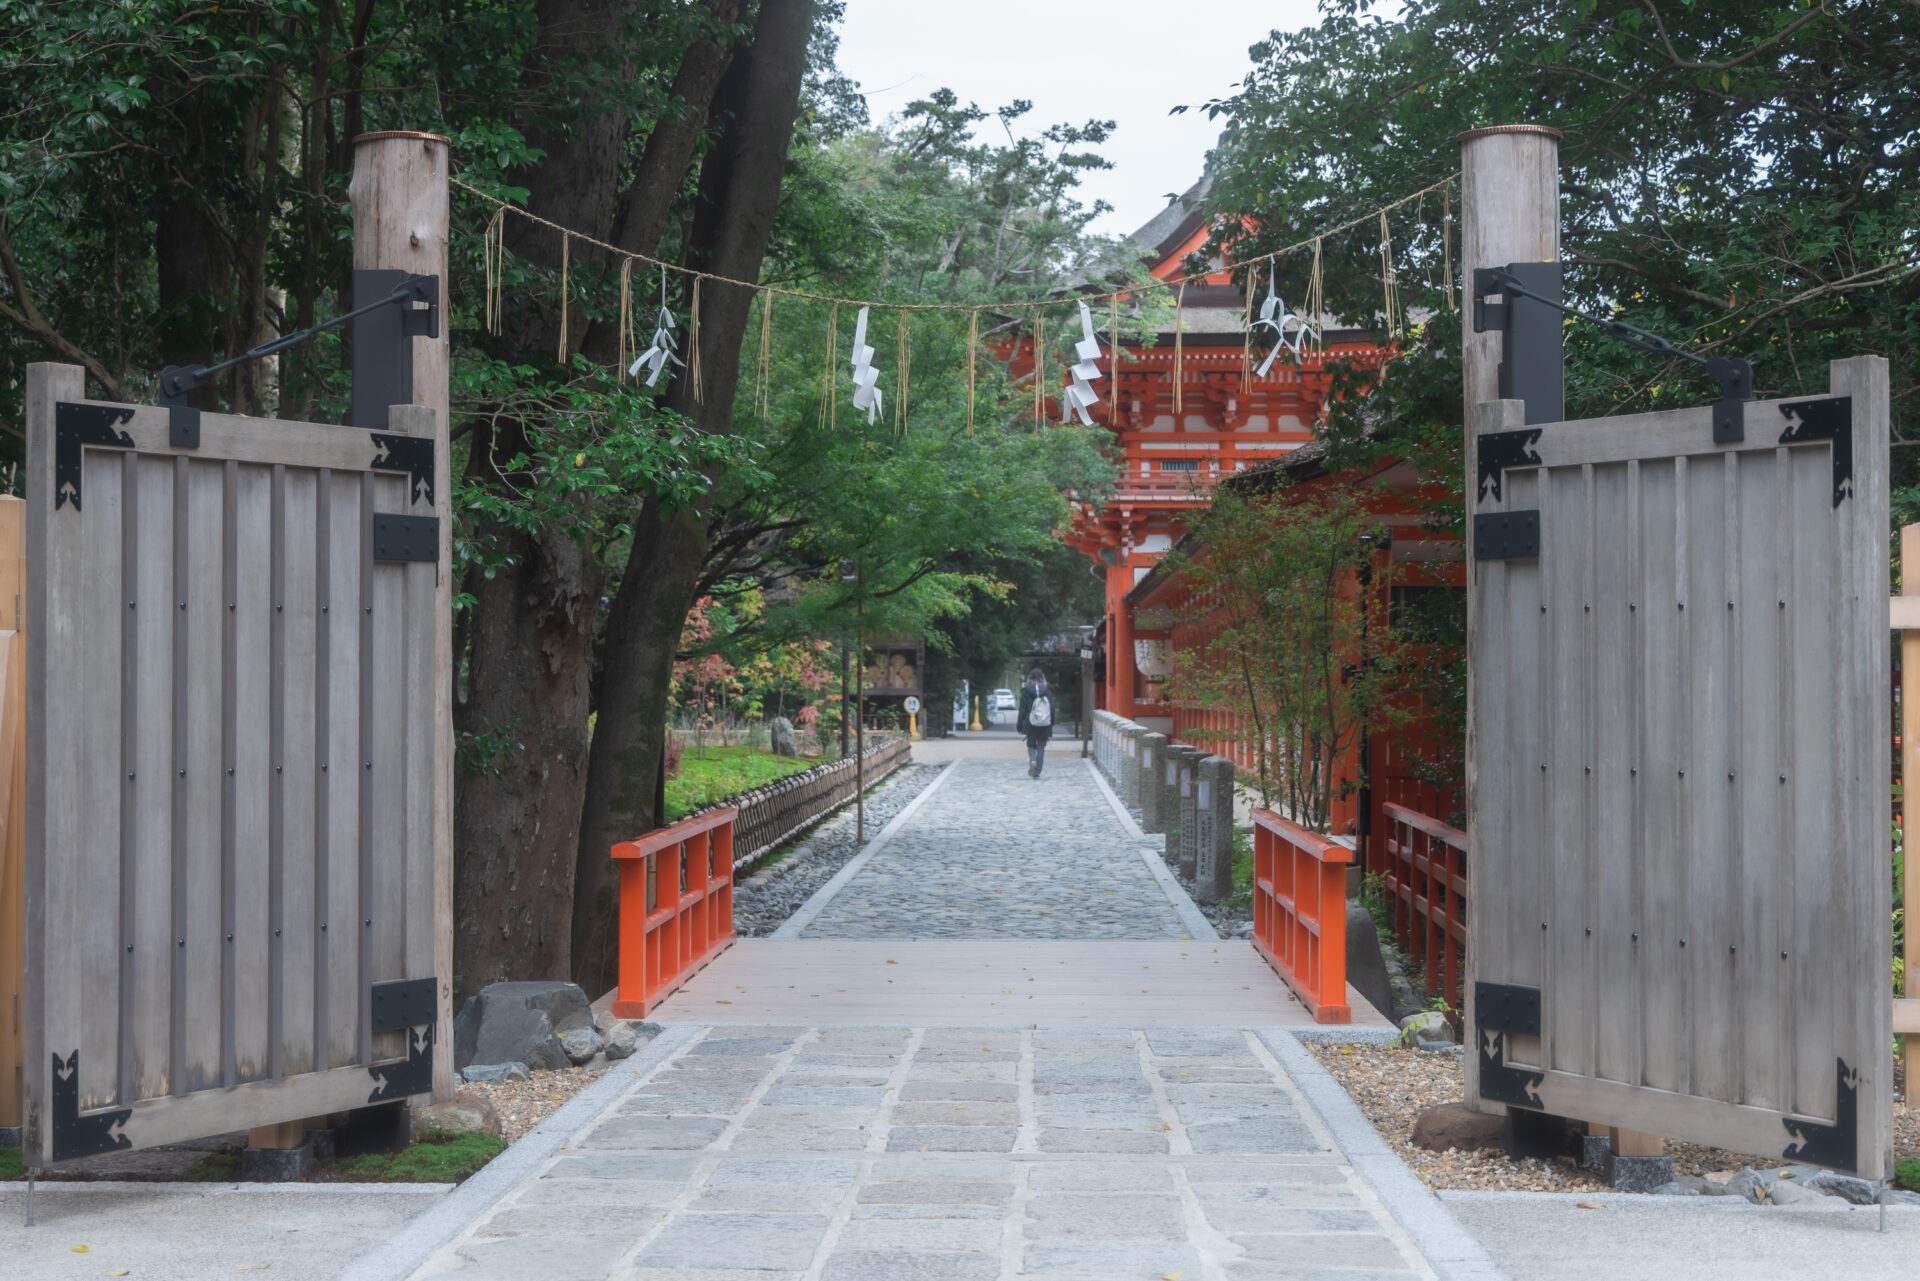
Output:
(1459, 123), (1560, 1120)
(1138, 732), (1168, 833)
(350, 131), (454, 1103)
(1195, 756), (1235, 903)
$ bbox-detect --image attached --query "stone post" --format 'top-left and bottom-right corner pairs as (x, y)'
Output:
(1177, 753), (1200, 879)
(1194, 756), (1236, 903)
(1163, 744), (1199, 868)
(1138, 732), (1168, 833)
(1121, 724), (1143, 807)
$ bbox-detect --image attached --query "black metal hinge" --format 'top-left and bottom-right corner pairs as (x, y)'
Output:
(1477, 428), (1543, 503)
(1474, 981), (1542, 1037)
(1474, 510), (1540, 560)
(1777, 396), (1853, 509)
(373, 514), (439, 563)
(371, 978), (437, 1032)
(1477, 1030), (1547, 1110)
(367, 1024), (435, 1104)
(54, 403), (136, 512)
(1780, 1057), (1858, 1173)
(49, 1049), (133, 1162)
(370, 433), (436, 508)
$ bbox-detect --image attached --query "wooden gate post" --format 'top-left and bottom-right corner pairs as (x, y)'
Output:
(349, 131), (454, 1103)
(1459, 123), (1560, 1118)
(1901, 525), (1920, 1107)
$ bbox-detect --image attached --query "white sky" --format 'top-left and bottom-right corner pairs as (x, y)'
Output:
(832, 0), (1326, 240)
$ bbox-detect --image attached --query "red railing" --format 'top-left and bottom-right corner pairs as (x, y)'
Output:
(1250, 808), (1353, 1023)
(610, 807), (737, 1018)
(1380, 802), (1467, 1020)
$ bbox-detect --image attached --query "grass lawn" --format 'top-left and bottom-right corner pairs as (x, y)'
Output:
(666, 744), (814, 821)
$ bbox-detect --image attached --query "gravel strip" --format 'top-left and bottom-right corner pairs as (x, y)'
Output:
(1306, 1041), (1920, 1193)
(457, 1062), (612, 1144)
(731, 763), (945, 936)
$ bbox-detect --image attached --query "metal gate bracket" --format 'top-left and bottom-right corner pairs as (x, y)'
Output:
(1474, 510), (1540, 560)
(1477, 428), (1543, 503)
(54, 403), (136, 512)
(366, 1024), (435, 1104)
(371, 978), (437, 1032)
(1777, 396), (1853, 508)
(1780, 1057), (1859, 1171)
(49, 1049), (133, 1162)
(1477, 1030), (1546, 1109)
(369, 433), (436, 507)
(1474, 981), (1542, 1036)
(372, 514), (439, 564)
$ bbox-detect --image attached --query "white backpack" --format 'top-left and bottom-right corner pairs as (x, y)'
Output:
(1028, 689), (1052, 728)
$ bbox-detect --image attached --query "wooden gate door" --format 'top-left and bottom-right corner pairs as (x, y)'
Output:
(1466, 357), (1892, 1178)
(23, 363), (443, 1165)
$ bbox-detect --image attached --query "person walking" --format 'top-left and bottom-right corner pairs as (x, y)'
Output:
(1016, 667), (1054, 778)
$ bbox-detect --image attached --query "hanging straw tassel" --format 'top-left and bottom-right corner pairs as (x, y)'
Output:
(1304, 240), (1325, 354)
(895, 309), (910, 435)
(1108, 295), (1119, 423)
(484, 207), (506, 334)
(819, 302), (840, 430)
(687, 277), (704, 403)
(617, 258), (634, 381)
(757, 289), (774, 421)
(556, 231), (570, 364)
(1239, 264), (1257, 396)
(1032, 306), (1045, 427)
(965, 308), (979, 435)
(1172, 283), (1186, 416)
(1379, 211), (1401, 339)
(1443, 182), (1456, 314)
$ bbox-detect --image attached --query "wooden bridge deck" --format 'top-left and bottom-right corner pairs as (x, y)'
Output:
(645, 939), (1394, 1027)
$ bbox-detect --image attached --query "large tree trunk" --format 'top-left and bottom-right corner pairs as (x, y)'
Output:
(453, 0), (743, 992)
(572, 0), (816, 998)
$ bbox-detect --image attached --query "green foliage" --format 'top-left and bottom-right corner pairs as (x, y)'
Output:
(0, 1146), (20, 1180)
(1161, 483), (1407, 829)
(664, 746), (814, 822)
(318, 1130), (506, 1184)
(1360, 871), (1396, 943)
(1193, 0), (1918, 448)
(1227, 821), (1256, 902)
(183, 1151), (242, 1182)
(1900, 1158), (1920, 1194)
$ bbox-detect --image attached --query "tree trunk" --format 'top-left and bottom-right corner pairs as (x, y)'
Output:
(450, 0), (741, 992)
(572, 0), (817, 998)
(452, 522), (604, 989)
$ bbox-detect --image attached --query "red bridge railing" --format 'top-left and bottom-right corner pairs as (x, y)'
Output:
(1380, 802), (1467, 1021)
(610, 807), (737, 1018)
(1250, 808), (1352, 1023)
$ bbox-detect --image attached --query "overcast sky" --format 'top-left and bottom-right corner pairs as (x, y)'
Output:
(831, 0), (1326, 240)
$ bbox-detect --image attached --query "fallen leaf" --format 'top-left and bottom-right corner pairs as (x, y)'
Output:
(716, 999), (732, 1004)
(1164, 1272), (1185, 1280)
(72, 1246), (90, 1254)
(1576, 1200), (1604, 1210)
(107, 1272), (130, 1278)
(886, 959), (897, 965)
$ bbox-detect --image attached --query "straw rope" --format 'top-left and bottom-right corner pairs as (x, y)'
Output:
(556, 231), (569, 362)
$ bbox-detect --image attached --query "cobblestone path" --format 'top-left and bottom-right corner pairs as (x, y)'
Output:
(799, 758), (1191, 940)
(414, 1024), (1438, 1281)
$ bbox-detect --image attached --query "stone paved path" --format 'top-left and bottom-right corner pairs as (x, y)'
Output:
(799, 758), (1190, 940)
(413, 1024), (1436, 1281)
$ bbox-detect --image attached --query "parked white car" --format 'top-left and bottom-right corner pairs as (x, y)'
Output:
(992, 688), (1016, 712)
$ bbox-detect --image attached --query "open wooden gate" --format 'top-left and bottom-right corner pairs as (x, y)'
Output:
(22, 362), (444, 1166)
(1466, 356), (1892, 1179)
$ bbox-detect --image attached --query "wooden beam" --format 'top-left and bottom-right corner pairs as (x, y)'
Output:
(349, 131), (453, 1103)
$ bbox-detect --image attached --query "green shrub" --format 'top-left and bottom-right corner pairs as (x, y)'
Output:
(318, 1130), (506, 1183)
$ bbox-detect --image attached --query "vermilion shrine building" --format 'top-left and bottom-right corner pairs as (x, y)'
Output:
(1060, 181), (1389, 731)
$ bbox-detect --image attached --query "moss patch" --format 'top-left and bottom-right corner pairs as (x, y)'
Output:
(184, 1152), (242, 1182)
(0, 1147), (23, 1181)
(666, 745), (813, 821)
(1898, 1157), (1920, 1192)
(313, 1129), (506, 1184)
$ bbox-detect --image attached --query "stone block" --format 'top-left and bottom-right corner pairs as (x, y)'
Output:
(1410, 1101), (1504, 1153)
(559, 1026), (604, 1064)
(1023, 1242), (1204, 1278)
(1195, 755), (1236, 902)
(581, 1114), (729, 1150)
(603, 1020), (656, 1060)
(885, 1125), (1017, 1153)
(1344, 905), (1396, 1024)
(240, 1138), (314, 1182)
(1024, 1192), (1186, 1241)
(835, 1218), (1003, 1252)
(633, 1211), (830, 1271)
(412, 1088), (502, 1137)
(1121, 724), (1143, 807)
(1605, 1151), (1675, 1192)
(822, 1251), (1000, 1281)
(1138, 732), (1168, 832)
(460, 1061), (530, 1084)
(453, 980), (593, 1072)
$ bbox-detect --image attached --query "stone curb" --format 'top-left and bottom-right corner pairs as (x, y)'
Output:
(1082, 756), (1220, 940)
(768, 758), (962, 939)
(332, 1022), (703, 1281)
(1435, 1188), (1920, 1212)
(1257, 1027), (1508, 1281)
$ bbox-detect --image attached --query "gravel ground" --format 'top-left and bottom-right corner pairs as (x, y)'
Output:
(731, 763), (945, 935)
(1309, 1041), (1920, 1193)
(457, 1061), (613, 1143)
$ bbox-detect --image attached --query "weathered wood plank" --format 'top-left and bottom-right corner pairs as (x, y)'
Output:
(179, 459), (225, 1095)
(368, 473), (407, 1062)
(324, 471), (363, 1069)
(1735, 449), (1785, 1111)
(1590, 461), (1633, 1086)
(231, 463), (274, 1083)
(276, 468), (319, 1078)
(77, 453), (123, 1109)
(1637, 456), (1684, 1094)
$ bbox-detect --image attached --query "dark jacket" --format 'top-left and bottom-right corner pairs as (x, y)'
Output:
(1016, 680), (1054, 741)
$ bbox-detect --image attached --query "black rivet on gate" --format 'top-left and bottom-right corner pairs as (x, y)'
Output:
(1680, 938), (1687, 947)
(275, 928), (281, 936)
(1585, 927), (1592, 935)
(276, 604), (283, 612)
(1585, 765), (1591, 774)
(1781, 950), (1788, 959)
(1541, 763), (1547, 772)
(365, 761), (372, 769)
(1632, 932), (1640, 941)
(321, 763), (328, 771)
(126, 944), (133, 952)
(128, 600), (135, 609)
(1540, 604), (1547, 613)
(1728, 601), (1734, 609)
(179, 600), (186, 609)
(1630, 602), (1637, 611)
(1678, 769), (1685, 777)
(1729, 944), (1736, 953)
(1542, 922), (1548, 930)
(1728, 771), (1735, 781)
(229, 602), (236, 611)
(227, 767), (234, 776)
(320, 923), (327, 931)
(177, 938), (185, 947)
(1779, 773), (1787, 782)
(323, 605), (329, 613)
(1584, 603), (1590, 612)
(275, 765), (282, 773)
(1678, 601), (1685, 610)
(364, 918), (371, 927)
(1779, 600), (1785, 608)
(226, 933), (233, 943)
(1630, 767), (1637, 776)
(178, 768), (185, 777)
(128, 772), (134, 780)
(365, 606), (372, 615)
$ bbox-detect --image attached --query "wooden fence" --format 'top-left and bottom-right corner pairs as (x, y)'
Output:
(1379, 802), (1467, 1022)
(1250, 807), (1353, 1023)
(728, 733), (909, 870)
(609, 807), (736, 1018)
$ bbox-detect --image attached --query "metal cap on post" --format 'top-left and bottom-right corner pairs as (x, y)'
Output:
(349, 130), (453, 1104)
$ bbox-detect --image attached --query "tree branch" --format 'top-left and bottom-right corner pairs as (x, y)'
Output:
(0, 218), (127, 399)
